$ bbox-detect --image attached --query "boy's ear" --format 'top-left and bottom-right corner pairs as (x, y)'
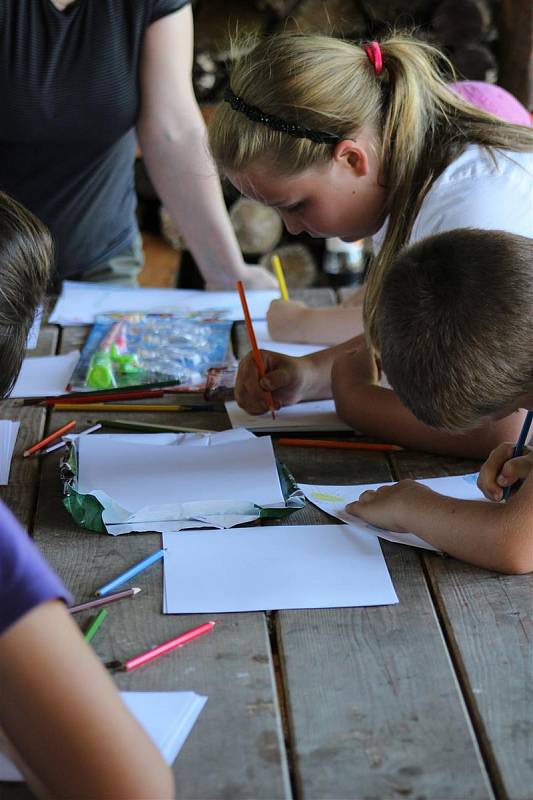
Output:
(333, 139), (369, 177)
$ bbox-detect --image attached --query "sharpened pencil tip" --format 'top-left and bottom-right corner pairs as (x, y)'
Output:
(132, 587), (142, 595)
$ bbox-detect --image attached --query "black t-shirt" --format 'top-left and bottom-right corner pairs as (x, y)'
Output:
(0, 0), (189, 278)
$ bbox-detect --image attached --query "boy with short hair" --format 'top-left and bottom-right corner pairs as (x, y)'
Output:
(346, 229), (533, 574)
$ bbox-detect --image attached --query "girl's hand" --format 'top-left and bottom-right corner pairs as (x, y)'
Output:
(205, 264), (278, 291)
(234, 350), (308, 414)
(477, 443), (533, 501)
(345, 480), (430, 532)
(267, 299), (310, 342)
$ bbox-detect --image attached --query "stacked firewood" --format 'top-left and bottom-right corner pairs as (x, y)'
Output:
(190, 0), (530, 104)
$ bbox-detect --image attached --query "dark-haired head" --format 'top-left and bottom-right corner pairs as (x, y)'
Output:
(0, 192), (52, 397)
(377, 229), (533, 431)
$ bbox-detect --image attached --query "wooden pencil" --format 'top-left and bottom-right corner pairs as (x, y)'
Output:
(236, 280), (276, 419)
(277, 438), (403, 452)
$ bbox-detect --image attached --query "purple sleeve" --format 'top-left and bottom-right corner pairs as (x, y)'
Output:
(0, 501), (72, 636)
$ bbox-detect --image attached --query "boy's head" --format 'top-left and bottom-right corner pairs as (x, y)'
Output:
(377, 229), (533, 431)
(0, 192), (52, 397)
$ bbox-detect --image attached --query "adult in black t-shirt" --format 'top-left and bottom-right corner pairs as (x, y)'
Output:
(0, 0), (277, 289)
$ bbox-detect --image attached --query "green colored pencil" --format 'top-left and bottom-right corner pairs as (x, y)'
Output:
(89, 419), (214, 435)
(83, 608), (108, 643)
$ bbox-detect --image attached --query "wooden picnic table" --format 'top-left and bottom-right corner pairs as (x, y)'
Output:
(1, 289), (531, 800)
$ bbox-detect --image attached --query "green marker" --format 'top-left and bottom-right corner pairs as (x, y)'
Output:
(83, 608), (108, 643)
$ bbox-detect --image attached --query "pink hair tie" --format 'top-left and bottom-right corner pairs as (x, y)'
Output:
(364, 41), (383, 76)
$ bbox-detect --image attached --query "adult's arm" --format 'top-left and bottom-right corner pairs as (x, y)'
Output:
(137, 6), (276, 290)
(0, 600), (174, 800)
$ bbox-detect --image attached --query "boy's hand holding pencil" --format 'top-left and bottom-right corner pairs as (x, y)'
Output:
(234, 349), (306, 415)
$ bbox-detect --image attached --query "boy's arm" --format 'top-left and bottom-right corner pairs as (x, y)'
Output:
(0, 601), (174, 800)
(331, 348), (527, 459)
(346, 472), (533, 574)
(267, 301), (364, 345)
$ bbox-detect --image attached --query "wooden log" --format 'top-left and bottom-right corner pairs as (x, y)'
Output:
(449, 43), (497, 83)
(432, 0), (492, 46)
(254, 0), (301, 18)
(497, 0), (533, 109)
(259, 243), (318, 288)
(229, 197), (283, 255)
(193, 0), (271, 57)
(283, 0), (366, 36)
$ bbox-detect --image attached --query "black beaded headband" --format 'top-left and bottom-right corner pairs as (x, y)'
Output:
(223, 87), (341, 145)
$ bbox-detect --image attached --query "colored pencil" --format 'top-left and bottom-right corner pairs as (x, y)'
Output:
(503, 410), (533, 500)
(236, 280), (276, 419)
(83, 608), (108, 643)
(69, 587), (141, 614)
(51, 403), (190, 412)
(23, 382), (180, 406)
(23, 420), (77, 458)
(111, 621), (216, 672)
(277, 438), (404, 452)
(96, 549), (165, 596)
(272, 254), (289, 300)
(43, 390), (167, 406)
(90, 419), (214, 434)
(41, 422), (102, 454)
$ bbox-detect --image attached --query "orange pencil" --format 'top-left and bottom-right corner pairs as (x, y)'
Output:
(23, 420), (77, 458)
(277, 438), (403, 452)
(236, 280), (276, 419)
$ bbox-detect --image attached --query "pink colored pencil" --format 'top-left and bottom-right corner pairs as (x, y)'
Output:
(121, 621), (216, 672)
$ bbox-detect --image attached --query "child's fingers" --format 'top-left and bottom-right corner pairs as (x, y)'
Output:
(477, 442), (515, 501)
(497, 450), (533, 487)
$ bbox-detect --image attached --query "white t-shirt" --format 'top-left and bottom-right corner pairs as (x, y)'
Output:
(373, 145), (533, 251)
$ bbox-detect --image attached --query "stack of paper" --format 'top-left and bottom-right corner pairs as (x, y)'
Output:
(49, 281), (278, 325)
(253, 321), (327, 358)
(0, 421), (20, 485)
(163, 523), (398, 613)
(8, 351), (79, 398)
(74, 429), (290, 534)
(225, 398), (352, 433)
(0, 690), (207, 781)
(299, 473), (483, 551)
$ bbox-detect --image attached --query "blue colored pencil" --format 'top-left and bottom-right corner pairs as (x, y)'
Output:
(96, 549), (165, 596)
(503, 410), (533, 500)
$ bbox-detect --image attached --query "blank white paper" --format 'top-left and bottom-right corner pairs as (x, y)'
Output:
(163, 523), (398, 613)
(77, 434), (284, 514)
(253, 321), (327, 358)
(299, 473), (483, 551)
(8, 351), (80, 398)
(225, 398), (352, 433)
(48, 281), (278, 325)
(0, 421), (20, 485)
(0, 691), (207, 781)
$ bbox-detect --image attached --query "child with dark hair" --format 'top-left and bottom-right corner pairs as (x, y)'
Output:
(0, 191), (52, 397)
(346, 229), (533, 574)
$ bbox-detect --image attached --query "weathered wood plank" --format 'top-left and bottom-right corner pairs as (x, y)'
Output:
(273, 450), (494, 800)
(392, 456), (533, 800)
(0, 326), (58, 527)
(23, 397), (291, 799)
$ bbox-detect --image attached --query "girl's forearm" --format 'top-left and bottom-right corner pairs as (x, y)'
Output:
(299, 306), (364, 345)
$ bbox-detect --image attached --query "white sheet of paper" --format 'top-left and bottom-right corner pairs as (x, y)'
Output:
(26, 306), (42, 349)
(0, 691), (207, 781)
(163, 523), (398, 613)
(77, 434), (284, 514)
(253, 321), (327, 358)
(225, 399), (352, 433)
(0, 421), (20, 485)
(8, 351), (80, 398)
(299, 473), (482, 551)
(48, 281), (278, 325)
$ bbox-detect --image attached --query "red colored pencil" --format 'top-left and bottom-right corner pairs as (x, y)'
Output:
(23, 420), (77, 457)
(41, 389), (166, 406)
(277, 438), (403, 452)
(236, 281), (275, 419)
(119, 621), (216, 672)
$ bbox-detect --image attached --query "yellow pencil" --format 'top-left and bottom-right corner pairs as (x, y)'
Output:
(51, 403), (189, 412)
(272, 255), (289, 301)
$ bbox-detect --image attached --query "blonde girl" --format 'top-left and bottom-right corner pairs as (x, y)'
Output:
(208, 31), (532, 458)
